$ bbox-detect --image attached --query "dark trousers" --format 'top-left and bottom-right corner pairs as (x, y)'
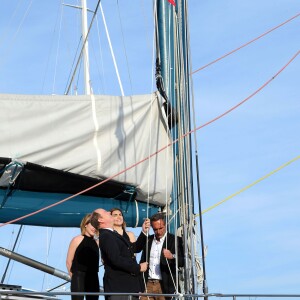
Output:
(71, 271), (99, 300)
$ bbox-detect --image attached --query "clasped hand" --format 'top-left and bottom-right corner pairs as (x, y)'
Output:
(140, 262), (148, 272)
(142, 218), (150, 234)
(162, 248), (173, 259)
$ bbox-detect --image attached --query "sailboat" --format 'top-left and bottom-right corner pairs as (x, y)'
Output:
(1, 0), (299, 298)
(0, 0), (175, 227)
(0, 0), (203, 297)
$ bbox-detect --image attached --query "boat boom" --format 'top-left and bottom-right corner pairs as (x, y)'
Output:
(0, 247), (70, 282)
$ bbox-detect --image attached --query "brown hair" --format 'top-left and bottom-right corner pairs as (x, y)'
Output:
(110, 207), (126, 230)
(80, 213), (92, 235)
(150, 212), (166, 225)
(90, 211), (100, 230)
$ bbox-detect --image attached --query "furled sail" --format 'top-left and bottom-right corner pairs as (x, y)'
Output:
(0, 92), (172, 226)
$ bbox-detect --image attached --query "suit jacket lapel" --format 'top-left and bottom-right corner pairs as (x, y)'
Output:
(113, 230), (137, 257)
(114, 230), (130, 245)
(100, 228), (129, 244)
(160, 233), (168, 259)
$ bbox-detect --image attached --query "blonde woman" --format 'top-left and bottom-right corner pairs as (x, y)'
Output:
(66, 214), (99, 300)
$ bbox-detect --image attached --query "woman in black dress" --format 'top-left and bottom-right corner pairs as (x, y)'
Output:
(66, 214), (99, 300)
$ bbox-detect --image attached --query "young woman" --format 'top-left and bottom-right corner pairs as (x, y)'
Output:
(66, 214), (99, 300)
(110, 208), (136, 243)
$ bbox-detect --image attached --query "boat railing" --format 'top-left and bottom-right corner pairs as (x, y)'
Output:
(1, 290), (300, 300)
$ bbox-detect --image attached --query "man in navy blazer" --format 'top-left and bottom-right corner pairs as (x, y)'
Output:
(91, 208), (149, 300)
(139, 213), (184, 300)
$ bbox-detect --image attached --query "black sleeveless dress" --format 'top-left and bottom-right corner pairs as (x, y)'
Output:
(121, 230), (131, 242)
(71, 235), (100, 300)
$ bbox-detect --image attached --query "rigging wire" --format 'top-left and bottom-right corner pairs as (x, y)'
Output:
(0, 49), (298, 228)
(65, 0), (102, 95)
(0, 0), (22, 49)
(47, 281), (69, 292)
(91, 15), (106, 94)
(41, 0), (63, 94)
(198, 155), (300, 216)
(173, 3), (189, 293)
(99, 3), (124, 96)
(116, 0), (133, 95)
(165, 2), (178, 293)
(64, 37), (83, 94)
(0, 225), (23, 284)
(184, 0), (208, 294)
(52, 1), (64, 95)
(62, 2), (86, 95)
(1, 5), (297, 295)
(141, 1), (159, 293)
(191, 12), (300, 75)
(196, 49), (299, 128)
(41, 227), (54, 292)
(141, 0), (155, 52)
(1, 48), (298, 228)
(2, 225), (25, 284)
(75, 56), (84, 94)
(179, 0), (203, 293)
(0, 0), (33, 69)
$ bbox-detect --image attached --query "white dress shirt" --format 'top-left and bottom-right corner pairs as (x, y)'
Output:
(148, 233), (167, 280)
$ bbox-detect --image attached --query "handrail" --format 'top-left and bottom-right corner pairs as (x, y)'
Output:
(1, 290), (300, 299)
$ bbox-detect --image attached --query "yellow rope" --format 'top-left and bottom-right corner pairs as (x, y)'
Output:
(196, 155), (300, 216)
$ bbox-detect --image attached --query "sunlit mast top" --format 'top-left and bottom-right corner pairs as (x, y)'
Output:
(81, 0), (91, 95)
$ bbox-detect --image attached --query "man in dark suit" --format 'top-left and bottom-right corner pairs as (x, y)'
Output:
(139, 213), (184, 300)
(90, 208), (149, 300)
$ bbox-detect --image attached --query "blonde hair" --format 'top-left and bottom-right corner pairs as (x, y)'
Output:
(80, 213), (92, 235)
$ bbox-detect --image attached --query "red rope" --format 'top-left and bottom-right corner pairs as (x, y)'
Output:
(1, 49), (299, 228)
(191, 13), (300, 75)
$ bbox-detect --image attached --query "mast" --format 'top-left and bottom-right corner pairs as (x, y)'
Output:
(64, 0), (99, 95)
(156, 0), (207, 296)
(81, 0), (91, 95)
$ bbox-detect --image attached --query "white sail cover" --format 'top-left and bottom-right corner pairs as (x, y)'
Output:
(0, 92), (173, 205)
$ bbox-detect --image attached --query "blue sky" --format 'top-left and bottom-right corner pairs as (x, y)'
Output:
(0, 0), (299, 298)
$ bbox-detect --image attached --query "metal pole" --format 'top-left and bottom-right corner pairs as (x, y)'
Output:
(65, 0), (102, 95)
(81, 0), (91, 95)
(1, 225), (23, 284)
(0, 247), (70, 282)
(182, 0), (209, 296)
(195, 153), (208, 297)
